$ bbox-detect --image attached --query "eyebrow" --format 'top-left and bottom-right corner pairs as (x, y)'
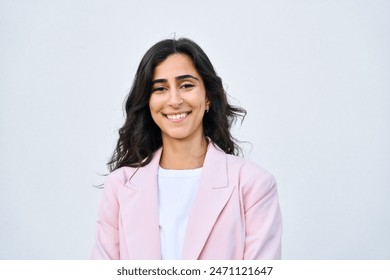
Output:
(152, 74), (199, 84)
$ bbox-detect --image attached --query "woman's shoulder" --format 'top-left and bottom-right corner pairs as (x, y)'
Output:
(226, 153), (274, 177)
(103, 166), (139, 190)
(224, 154), (278, 212)
(225, 153), (277, 190)
(209, 142), (276, 184)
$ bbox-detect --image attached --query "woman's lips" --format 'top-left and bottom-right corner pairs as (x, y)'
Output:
(163, 112), (190, 121)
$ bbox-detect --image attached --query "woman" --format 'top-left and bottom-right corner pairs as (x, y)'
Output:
(91, 38), (282, 260)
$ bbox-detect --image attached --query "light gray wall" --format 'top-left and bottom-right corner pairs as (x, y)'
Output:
(1, 0), (389, 259)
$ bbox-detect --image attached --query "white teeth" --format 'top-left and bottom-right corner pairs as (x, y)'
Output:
(166, 113), (188, 120)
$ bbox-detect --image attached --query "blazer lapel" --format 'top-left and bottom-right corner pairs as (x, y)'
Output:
(181, 143), (235, 259)
(118, 148), (162, 259)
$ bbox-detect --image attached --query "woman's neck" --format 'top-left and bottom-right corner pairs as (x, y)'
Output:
(159, 136), (208, 170)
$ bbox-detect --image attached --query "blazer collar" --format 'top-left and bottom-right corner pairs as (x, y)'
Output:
(119, 142), (234, 259)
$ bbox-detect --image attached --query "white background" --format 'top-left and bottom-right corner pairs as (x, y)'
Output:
(0, 0), (389, 259)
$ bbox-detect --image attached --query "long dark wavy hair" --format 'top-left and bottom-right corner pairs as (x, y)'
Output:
(108, 38), (246, 171)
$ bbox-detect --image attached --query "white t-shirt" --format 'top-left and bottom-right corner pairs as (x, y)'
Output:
(157, 166), (202, 260)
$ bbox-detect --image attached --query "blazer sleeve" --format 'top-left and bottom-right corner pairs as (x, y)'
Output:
(91, 174), (120, 259)
(243, 172), (282, 259)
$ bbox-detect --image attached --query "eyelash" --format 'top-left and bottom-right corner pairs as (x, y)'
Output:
(181, 83), (194, 89)
(152, 84), (194, 92)
(152, 87), (166, 92)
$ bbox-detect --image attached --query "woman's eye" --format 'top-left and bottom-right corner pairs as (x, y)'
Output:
(152, 87), (166, 93)
(181, 83), (194, 89)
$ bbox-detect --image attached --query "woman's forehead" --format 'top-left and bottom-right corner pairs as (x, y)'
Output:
(153, 54), (199, 80)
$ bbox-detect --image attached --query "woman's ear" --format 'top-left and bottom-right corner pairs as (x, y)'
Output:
(205, 102), (210, 113)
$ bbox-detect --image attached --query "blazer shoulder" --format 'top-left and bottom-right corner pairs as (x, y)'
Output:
(103, 166), (138, 192)
(226, 154), (277, 208)
(226, 154), (276, 183)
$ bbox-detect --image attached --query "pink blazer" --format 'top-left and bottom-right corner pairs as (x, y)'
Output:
(91, 142), (282, 259)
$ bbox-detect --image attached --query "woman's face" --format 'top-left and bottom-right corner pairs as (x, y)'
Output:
(149, 54), (209, 143)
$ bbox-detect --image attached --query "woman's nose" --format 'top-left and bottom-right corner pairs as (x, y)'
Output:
(166, 88), (183, 107)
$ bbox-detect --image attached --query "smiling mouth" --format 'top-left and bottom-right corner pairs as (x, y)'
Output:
(163, 112), (190, 121)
